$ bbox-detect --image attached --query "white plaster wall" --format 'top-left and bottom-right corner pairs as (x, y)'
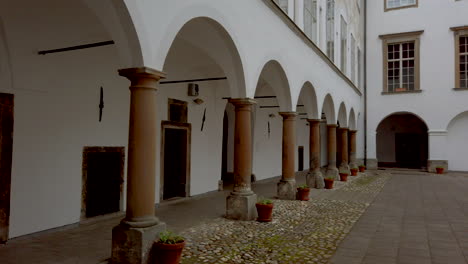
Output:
(447, 112), (468, 171)
(366, 0), (468, 162)
(0, 0), (130, 238)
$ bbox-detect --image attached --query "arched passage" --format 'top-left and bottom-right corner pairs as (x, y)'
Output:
(320, 94), (336, 167)
(376, 112), (428, 169)
(447, 111), (468, 171)
(252, 60), (292, 180)
(349, 108), (357, 131)
(161, 17), (247, 199)
(0, 0), (144, 239)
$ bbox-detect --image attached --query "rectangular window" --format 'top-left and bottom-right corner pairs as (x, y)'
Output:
(385, 0), (417, 10)
(351, 35), (356, 84)
(358, 48), (361, 88)
(453, 27), (468, 89)
(387, 42), (415, 92)
(274, 0), (288, 13)
(326, 0), (335, 61)
(459, 36), (468, 88)
(304, 0), (318, 43)
(380, 30), (422, 93)
(340, 16), (347, 73)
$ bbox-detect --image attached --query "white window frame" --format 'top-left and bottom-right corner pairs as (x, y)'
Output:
(351, 35), (356, 83)
(326, 0), (335, 61)
(340, 16), (347, 73)
(304, 0), (318, 43)
(385, 0), (418, 11)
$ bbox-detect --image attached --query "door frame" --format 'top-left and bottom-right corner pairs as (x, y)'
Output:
(81, 146), (125, 220)
(160, 121), (191, 201)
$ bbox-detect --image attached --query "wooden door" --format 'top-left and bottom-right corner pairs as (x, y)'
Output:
(0, 93), (13, 243)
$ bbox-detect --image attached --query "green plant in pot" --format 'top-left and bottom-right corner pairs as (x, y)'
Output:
(350, 166), (358, 176)
(435, 166), (444, 174)
(296, 184), (310, 201)
(359, 164), (366, 172)
(256, 198), (273, 222)
(324, 175), (335, 189)
(153, 230), (185, 264)
(339, 169), (349, 182)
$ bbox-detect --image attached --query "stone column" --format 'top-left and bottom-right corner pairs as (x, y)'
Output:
(338, 128), (350, 173)
(326, 124), (339, 180)
(277, 112), (298, 200)
(306, 119), (324, 189)
(111, 67), (166, 264)
(226, 98), (257, 220)
(349, 130), (358, 169)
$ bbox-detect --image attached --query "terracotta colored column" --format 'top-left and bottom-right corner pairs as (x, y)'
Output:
(338, 127), (350, 173)
(277, 112), (297, 200)
(349, 130), (358, 169)
(112, 67), (166, 264)
(226, 98), (257, 220)
(306, 119), (324, 188)
(326, 124), (339, 180)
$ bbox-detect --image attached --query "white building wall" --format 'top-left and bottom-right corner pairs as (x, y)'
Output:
(366, 0), (468, 169)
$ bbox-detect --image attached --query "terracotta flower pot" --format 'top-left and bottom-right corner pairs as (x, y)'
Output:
(339, 173), (348, 182)
(297, 188), (310, 201)
(324, 178), (334, 189)
(359, 166), (365, 173)
(436, 168), (444, 174)
(256, 203), (273, 222)
(351, 168), (358, 176)
(153, 241), (185, 264)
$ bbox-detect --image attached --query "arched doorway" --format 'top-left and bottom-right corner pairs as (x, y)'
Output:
(376, 113), (428, 169)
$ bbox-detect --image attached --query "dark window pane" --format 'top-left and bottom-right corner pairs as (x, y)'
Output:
(461, 45), (466, 53)
(408, 42), (414, 49)
(388, 45), (394, 52)
(388, 52), (394, 60)
(409, 60), (414, 67)
(394, 61), (400, 68)
(394, 51), (400, 59)
(403, 61), (408, 67)
(461, 80), (467, 88)
(409, 50), (414, 58)
(461, 64), (466, 71)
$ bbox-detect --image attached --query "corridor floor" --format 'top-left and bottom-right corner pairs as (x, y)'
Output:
(0, 171), (466, 264)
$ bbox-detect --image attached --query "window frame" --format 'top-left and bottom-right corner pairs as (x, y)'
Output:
(340, 15), (347, 73)
(326, 0), (335, 61)
(380, 30), (423, 93)
(452, 26), (468, 89)
(384, 0), (418, 12)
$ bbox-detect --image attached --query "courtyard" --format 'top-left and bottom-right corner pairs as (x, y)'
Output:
(0, 170), (467, 264)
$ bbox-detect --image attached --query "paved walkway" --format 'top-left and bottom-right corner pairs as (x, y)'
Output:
(331, 171), (468, 264)
(0, 171), (467, 264)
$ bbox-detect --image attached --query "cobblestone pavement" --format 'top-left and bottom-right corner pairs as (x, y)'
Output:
(180, 172), (390, 264)
(330, 171), (468, 264)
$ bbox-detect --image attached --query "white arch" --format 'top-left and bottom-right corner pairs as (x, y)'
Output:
(297, 81), (319, 119)
(321, 94), (336, 124)
(254, 60), (293, 112)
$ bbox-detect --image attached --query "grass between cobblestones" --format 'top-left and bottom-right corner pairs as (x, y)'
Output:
(180, 172), (390, 264)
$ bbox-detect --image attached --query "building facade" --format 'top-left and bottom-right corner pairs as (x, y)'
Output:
(0, 0), (466, 263)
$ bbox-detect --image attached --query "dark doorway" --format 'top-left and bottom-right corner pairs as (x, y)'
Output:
(0, 93), (13, 243)
(298, 146), (304, 171)
(221, 111), (230, 182)
(82, 147), (124, 219)
(161, 122), (191, 200)
(376, 113), (428, 169)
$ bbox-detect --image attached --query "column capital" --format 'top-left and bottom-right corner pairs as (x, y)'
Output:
(229, 98), (256, 106)
(279, 112), (298, 120)
(119, 67), (166, 90)
(307, 119), (321, 124)
(338, 127), (349, 131)
(349, 130), (358, 133)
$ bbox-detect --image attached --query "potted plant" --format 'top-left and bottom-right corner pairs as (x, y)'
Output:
(339, 169), (349, 182)
(256, 198), (273, 222)
(153, 231), (185, 264)
(297, 184), (310, 201)
(436, 166), (444, 174)
(350, 166), (358, 176)
(324, 175), (334, 189)
(359, 165), (366, 173)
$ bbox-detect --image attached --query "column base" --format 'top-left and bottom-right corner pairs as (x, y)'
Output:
(306, 171), (325, 189)
(339, 163), (350, 174)
(226, 192), (257, 221)
(366, 159), (378, 170)
(326, 167), (339, 181)
(428, 160), (448, 173)
(111, 220), (166, 264)
(277, 179), (296, 200)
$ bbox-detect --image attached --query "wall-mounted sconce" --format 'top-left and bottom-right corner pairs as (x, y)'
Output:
(188, 83), (199, 96)
(193, 98), (204, 105)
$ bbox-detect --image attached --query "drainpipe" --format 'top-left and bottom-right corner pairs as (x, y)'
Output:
(364, 0), (368, 166)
